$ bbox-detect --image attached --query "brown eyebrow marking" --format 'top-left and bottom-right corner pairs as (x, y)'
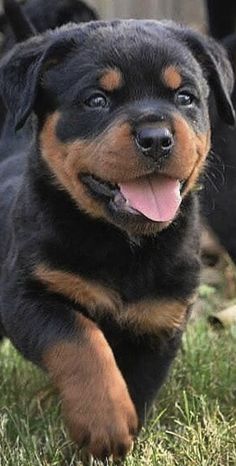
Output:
(162, 66), (182, 90)
(99, 68), (124, 92)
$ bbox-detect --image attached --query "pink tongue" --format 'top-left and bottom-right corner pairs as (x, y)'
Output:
(119, 174), (181, 222)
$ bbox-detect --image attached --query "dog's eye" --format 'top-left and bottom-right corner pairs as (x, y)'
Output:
(85, 93), (109, 109)
(176, 91), (195, 107)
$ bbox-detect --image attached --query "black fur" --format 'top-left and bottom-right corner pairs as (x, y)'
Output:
(0, 0), (98, 52)
(201, 5), (236, 263)
(0, 0), (99, 134)
(206, 0), (236, 39)
(3, 0), (35, 42)
(0, 21), (234, 458)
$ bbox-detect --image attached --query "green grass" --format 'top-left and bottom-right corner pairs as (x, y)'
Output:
(0, 294), (236, 465)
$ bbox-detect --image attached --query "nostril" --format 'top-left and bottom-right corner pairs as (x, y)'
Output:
(137, 134), (154, 150)
(161, 136), (173, 150)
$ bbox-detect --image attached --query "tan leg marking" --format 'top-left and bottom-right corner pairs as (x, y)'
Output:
(43, 314), (138, 459)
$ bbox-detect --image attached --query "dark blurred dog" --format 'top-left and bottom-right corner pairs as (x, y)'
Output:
(206, 0), (236, 39)
(0, 0), (98, 52)
(201, 3), (236, 263)
(0, 0), (99, 166)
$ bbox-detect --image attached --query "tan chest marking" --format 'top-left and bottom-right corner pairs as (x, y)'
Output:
(124, 300), (188, 334)
(35, 264), (122, 313)
(35, 264), (192, 335)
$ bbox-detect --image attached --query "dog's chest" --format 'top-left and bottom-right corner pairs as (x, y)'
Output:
(35, 260), (194, 336)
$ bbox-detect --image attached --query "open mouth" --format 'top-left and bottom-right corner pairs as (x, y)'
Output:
(80, 173), (186, 223)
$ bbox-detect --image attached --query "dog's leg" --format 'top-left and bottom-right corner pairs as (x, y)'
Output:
(114, 334), (181, 423)
(2, 292), (137, 459)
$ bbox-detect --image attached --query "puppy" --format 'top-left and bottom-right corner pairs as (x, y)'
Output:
(0, 20), (234, 460)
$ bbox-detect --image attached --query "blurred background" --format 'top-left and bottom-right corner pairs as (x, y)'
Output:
(0, 0), (207, 29)
(74, 0), (206, 28)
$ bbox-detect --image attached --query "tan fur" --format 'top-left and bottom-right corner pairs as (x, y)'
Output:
(162, 114), (211, 196)
(35, 264), (191, 335)
(39, 112), (106, 219)
(162, 66), (182, 89)
(184, 131), (211, 195)
(40, 112), (147, 218)
(100, 68), (123, 92)
(39, 111), (210, 236)
(35, 264), (122, 313)
(43, 313), (137, 458)
(124, 299), (188, 334)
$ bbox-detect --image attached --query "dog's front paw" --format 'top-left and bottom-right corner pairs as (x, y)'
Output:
(62, 362), (138, 460)
(44, 322), (138, 460)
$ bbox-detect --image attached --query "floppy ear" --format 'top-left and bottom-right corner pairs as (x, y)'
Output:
(0, 34), (74, 130)
(181, 29), (235, 125)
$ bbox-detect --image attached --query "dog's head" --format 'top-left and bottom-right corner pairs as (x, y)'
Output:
(0, 21), (234, 236)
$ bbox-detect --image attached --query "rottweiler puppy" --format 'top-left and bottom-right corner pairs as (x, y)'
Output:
(0, 20), (234, 460)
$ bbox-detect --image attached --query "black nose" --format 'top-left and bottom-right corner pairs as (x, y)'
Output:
(135, 126), (174, 159)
